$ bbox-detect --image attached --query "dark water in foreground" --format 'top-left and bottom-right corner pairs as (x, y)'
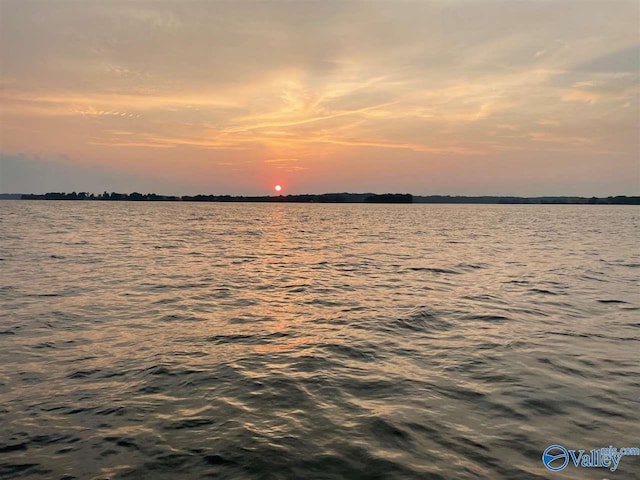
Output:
(0, 201), (638, 480)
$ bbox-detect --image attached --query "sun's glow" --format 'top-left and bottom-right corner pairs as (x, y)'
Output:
(0, 2), (636, 195)
(274, 185), (282, 192)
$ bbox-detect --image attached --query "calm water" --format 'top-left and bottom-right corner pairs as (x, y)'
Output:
(0, 201), (638, 480)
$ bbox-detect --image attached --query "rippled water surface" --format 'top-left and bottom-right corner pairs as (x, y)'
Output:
(1, 201), (639, 480)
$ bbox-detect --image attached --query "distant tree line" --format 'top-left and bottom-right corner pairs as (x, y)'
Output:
(413, 195), (640, 205)
(21, 192), (181, 201)
(20, 192), (414, 203)
(182, 193), (413, 203)
(364, 194), (413, 203)
(16, 192), (640, 204)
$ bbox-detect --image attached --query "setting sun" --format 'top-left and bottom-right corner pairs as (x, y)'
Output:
(274, 185), (282, 192)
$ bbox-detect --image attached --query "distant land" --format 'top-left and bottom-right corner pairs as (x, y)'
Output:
(2, 192), (639, 204)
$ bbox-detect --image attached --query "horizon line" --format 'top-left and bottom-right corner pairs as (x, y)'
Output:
(2, 191), (640, 198)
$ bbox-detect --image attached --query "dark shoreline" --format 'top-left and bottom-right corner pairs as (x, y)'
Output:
(2, 192), (639, 204)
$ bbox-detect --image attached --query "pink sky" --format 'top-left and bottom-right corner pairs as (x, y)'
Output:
(1, 1), (639, 195)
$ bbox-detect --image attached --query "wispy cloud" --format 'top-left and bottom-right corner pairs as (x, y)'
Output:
(1, 0), (638, 195)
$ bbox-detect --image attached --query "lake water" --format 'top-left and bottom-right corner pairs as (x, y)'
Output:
(0, 201), (638, 480)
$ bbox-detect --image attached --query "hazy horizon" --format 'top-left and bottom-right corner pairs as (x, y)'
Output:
(3, 184), (640, 199)
(1, 1), (639, 196)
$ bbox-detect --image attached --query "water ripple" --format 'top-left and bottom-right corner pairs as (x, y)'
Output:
(0, 202), (638, 479)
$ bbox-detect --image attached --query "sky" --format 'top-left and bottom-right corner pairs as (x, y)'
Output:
(1, 0), (639, 196)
